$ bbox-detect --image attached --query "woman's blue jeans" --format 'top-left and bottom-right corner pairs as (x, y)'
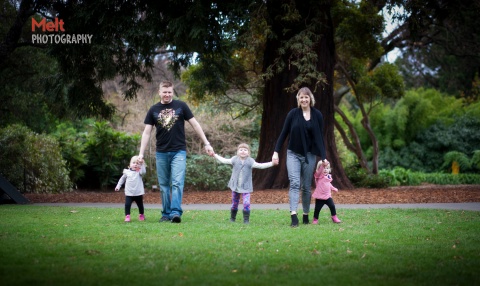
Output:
(286, 150), (316, 213)
(156, 150), (186, 219)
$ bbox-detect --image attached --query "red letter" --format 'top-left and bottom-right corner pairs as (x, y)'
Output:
(31, 18), (46, 32)
(45, 21), (54, 32)
(58, 18), (65, 32)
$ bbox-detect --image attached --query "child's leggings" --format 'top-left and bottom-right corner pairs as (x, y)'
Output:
(125, 195), (144, 215)
(231, 192), (251, 211)
(313, 197), (336, 218)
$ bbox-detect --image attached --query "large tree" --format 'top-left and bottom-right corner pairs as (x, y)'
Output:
(252, 0), (354, 189)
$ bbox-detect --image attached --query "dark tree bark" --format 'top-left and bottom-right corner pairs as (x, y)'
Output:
(253, 0), (354, 190)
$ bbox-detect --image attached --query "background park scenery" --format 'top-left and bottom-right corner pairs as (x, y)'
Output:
(1, 0), (480, 285)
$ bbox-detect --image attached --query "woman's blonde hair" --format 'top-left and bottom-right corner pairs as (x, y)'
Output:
(296, 87), (316, 107)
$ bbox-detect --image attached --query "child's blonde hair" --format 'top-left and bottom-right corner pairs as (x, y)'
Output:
(317, 160), (330, 171)
(130, 156), (140, 166)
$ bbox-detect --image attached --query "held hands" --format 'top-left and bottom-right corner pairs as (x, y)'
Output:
(272, 152), (279, 165)
(204, 143), (214, 157)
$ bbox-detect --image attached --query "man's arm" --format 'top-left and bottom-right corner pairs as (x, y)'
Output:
(187, 117), (214, 156)
(138, 124), (153, 160)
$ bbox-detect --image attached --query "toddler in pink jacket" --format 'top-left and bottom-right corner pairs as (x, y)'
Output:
(312, 160), (341, 224)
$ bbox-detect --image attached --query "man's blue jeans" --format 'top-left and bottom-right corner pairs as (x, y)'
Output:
(156, 150), (186, 219)
(286, 150), (316, 213)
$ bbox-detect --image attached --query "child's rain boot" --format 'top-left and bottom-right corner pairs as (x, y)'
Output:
(331, 215), (341, 223)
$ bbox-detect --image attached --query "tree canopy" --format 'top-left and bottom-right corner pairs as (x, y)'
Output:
(2, 0), (479, 189)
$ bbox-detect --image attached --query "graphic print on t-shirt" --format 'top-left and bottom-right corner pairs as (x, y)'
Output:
(157, 108), (177, 131)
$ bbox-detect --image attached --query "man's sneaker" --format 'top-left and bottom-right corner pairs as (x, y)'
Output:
(139, 214), (145, 221)
(171, 215), (182, 223)
(124, 215), (131, 222)
(159, 216), (171, 223)
(312, 218), (318, 225)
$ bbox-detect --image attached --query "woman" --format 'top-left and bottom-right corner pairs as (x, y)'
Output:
(272, 87), (327, 227)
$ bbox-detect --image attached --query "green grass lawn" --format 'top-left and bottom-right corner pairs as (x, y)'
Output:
(1, 205), (479, 286)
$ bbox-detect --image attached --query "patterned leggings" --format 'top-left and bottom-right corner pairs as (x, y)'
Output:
(231, 192), (251, 211)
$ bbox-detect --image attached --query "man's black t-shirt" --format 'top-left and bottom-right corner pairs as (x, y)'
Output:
(144, 100), (194, 152)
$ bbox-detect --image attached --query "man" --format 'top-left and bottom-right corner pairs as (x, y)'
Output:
(138, 81), (214, 223)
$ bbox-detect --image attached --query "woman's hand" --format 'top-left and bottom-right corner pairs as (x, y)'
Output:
(272, 152), (279, 165)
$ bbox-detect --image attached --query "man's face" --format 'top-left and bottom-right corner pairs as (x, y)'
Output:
(159, 86), (174, 104)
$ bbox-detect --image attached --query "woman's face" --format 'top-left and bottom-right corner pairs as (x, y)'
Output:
(298, 93), (311, 108)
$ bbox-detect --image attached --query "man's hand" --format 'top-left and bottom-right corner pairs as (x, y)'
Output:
(205, 144), (214, 156)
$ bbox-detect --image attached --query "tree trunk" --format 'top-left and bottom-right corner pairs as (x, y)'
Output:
(253, 0), (354, 190)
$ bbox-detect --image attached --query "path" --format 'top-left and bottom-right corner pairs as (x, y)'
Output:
(32, 202), (480, 211)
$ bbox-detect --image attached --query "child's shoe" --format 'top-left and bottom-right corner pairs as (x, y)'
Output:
(312, 218), (318, 225)
(331, 215), (341, 223)
(125, 215), (131, 222)
(139, 214), (145, 221)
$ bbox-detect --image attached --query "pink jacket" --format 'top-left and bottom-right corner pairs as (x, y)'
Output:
(312, 165), (338, 200)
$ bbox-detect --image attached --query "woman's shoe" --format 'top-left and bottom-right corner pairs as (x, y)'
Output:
(302, 214), (309, 224)
(291, 214), (299, 227)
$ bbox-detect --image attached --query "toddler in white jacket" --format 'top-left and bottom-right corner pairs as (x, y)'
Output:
(115, 156), (146, 222)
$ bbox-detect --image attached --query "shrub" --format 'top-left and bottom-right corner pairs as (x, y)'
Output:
(51, 121), (89, 184)
(345, 164), (390, 188)
(185, 155), (231, 190)
(80, 121), (140, 189)
(0, 124), (72, 193)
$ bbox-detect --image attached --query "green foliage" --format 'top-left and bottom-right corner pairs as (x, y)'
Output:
(395, 0), (480, 99)
(81, 121), (140, 189)
(185, 155), (231, 191)
(51, 121), (89, 184)
(441, 151), (471, 173)
(334, 1), (384, 62)
(370, 64), (405, 100)
(379, 167), (424, 186)
(345, 88), (480, 173)
(0, 46), (59, 133)
(345, 164), (390, 188)
(0, 124), (72, 193)
(379, 167), (480, 186)
(471, 150), (480, 170)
